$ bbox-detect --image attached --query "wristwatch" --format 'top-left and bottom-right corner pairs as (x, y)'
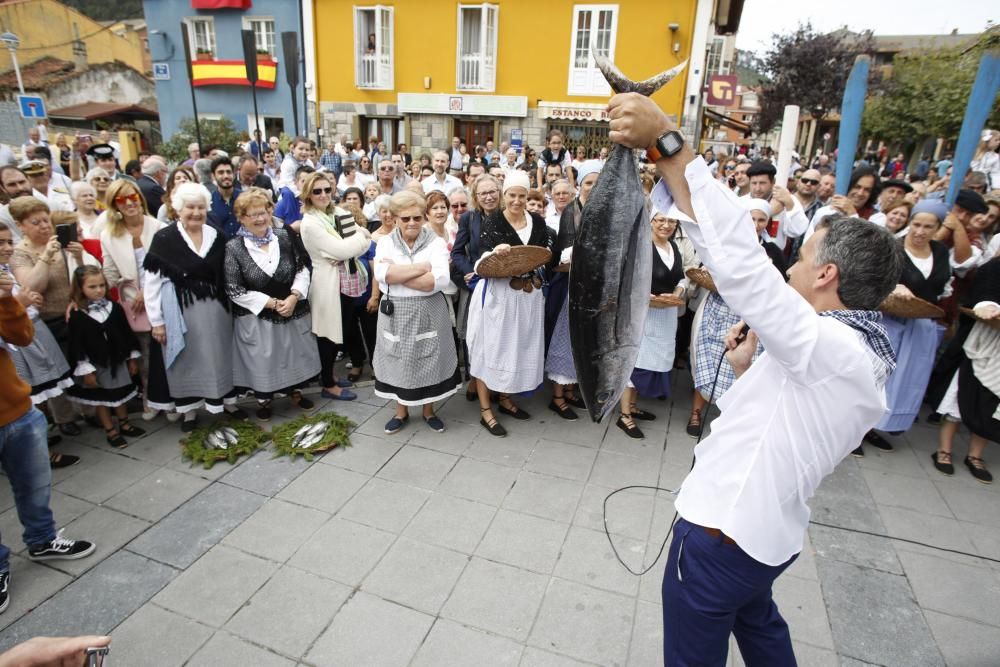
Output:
(646, 130), (685, 162)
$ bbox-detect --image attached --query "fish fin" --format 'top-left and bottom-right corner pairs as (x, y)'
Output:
(592, 47), (688, 97)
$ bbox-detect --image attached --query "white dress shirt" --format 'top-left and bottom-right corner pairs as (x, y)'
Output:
(421, 173), (464, 197)
(373, 233), (451, 297)
(654, 158), (888, 566)
(229, 236), (311, 314)
(144, 224), (217, 327)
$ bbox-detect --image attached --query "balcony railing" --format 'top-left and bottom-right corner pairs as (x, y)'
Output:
(458, 53), (493, 90)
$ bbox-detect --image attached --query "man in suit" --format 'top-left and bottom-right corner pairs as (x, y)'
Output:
(237, 156), (276, 202)
(136, 157), (167, 213)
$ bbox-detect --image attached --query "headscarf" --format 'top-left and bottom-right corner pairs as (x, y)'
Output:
(747, 198), (771, 216)
(576, 159), (602, 184)
(910, 200), (949, 223)
(503, 170), (530, 194)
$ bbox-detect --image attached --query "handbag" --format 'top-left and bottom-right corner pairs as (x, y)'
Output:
(119, 280), (151, 333)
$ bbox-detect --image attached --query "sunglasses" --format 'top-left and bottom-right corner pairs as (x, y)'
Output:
(311, 187), (333, 195)
(93, 177), (111, 183)
(724, 165), (735, 171)
(397, 215), (424, 223)
(114, 193), (141, 206)
(799, 178), (819, 185)
(451, 202), (468, 209)
(379, 166), (394, 171)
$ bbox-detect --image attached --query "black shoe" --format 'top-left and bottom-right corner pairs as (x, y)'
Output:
(965, 456), (993, 484)
(630, 407), (656, 421)
(181, 417), (198, 433)
(686, 411), (702, 438)
(565, 395), (586, 409)
(480, 409), (506, 437)
(932, 451), (954, 476)
(28, 533), (96, 561)
(548, 400), (578, 421)
(256, 403), (272, 421)
(118, 421), (145, 438)
(0, 570), (8, 613)
(49, 453), (79, 469)
(226, 407), (249, 421)
(851, 445), (865, 458)
(498, 401), (530, 420)
(863, 431), (894, 452)
(293, 393), (315, 411)
(57, 422), (81, 437)
(105, 428), (128, 450)
(384, 414), (409, 434)
(616, 415), (644, 439)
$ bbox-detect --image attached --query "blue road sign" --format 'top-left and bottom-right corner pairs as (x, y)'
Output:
(17, 95), (46, 119)
(153, 63), (171, 80)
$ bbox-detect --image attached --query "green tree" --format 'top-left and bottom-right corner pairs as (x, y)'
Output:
(862, 30), (1000, 144)
(157, 117), (244, 164)
(753, 24), (874, 134)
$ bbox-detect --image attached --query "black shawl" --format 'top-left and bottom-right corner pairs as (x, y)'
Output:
(480, 210), (551, 254)
(143, 224), (229, 311)
(225, 227), (310, 323)
(899, 240), (951, 304)
(67, 303), (140, 378)
(651, 240), (685, 295)
(550, 199), (583, 270)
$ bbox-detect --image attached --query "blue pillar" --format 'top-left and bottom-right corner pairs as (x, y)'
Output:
(835, 55), (870, 195)
(946, 51), (1000, 206)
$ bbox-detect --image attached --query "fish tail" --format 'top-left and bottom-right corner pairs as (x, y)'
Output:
(592, 48), (688, 97)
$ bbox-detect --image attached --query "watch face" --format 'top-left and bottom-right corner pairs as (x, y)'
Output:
(662, 132), (683, 154)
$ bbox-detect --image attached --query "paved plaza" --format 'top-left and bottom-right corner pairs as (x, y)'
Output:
(0, 371), (998, 666)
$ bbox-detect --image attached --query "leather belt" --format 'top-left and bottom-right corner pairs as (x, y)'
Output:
(700, 525), (739, 547)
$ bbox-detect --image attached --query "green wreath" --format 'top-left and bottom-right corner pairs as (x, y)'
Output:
(270, 411), (354, 461)
(181, 420), (270, 469)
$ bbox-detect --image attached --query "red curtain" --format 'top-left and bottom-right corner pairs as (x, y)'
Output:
(190, 0), (251, 9)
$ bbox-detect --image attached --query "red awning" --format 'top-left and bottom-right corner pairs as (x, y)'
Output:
(191, 0), (252, 9)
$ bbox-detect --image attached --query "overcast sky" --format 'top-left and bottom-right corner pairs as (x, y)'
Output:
(736, 0), (996, 54)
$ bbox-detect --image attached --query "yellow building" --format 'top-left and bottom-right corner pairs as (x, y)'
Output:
(314, 0), (697, 157)
(0, 0), (147, 75)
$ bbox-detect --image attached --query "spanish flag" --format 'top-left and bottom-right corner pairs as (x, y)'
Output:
(191, 59), (277, 89)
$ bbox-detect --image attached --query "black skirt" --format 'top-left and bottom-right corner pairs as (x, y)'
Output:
(958, 359), (1000, 443)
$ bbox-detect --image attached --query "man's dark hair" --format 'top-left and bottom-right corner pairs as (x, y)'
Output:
(124, 159), (142, 178)
(210, 155), (233, 174)
(29, 146), (51, 163)
(294, 165), (315, 178)
(847, 166), (881, 210)
(815, 216), (902, 310)
(746, 161), (776, 181)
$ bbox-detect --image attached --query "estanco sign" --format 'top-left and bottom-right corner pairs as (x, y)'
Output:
(538, 102), (609, 123)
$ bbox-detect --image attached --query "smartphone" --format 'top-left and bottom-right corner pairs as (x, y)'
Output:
(86, 646), (109, 666)
(55, 223), (78, 248)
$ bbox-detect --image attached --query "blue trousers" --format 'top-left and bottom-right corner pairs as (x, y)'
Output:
(0, 408), (56, 573)
(662, 518), (798, 667)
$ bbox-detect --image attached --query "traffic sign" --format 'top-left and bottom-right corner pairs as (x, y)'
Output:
(510, 128), (523, 153)
(17, 95), (46, 119)
(153, 63), (171, 80)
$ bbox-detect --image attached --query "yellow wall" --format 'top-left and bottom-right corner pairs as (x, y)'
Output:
(315, 0), (697, 116)
(0, 0), (146, 74)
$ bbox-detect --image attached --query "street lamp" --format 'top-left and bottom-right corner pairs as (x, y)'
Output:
(0, 32), (25, 95)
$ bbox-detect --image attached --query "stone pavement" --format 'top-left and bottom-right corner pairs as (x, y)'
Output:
(1, 372), (999, 666)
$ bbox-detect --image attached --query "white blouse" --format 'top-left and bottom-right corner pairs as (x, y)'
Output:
(144, 224), (218, 327)
(229, 237), (311, 315)
(373, 234), (451, 298)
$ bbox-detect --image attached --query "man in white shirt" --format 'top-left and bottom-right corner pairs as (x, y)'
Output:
(447, 137), (464, 177)
(422, 151), (463, 197)
(607, 93), (903, 667)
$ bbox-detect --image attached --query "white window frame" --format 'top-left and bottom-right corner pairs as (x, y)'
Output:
(455, 3), (499, 92)
(242, 16), (277, 59)
(353, 5), (394, 90)
(184, 17), (216, 61)
(566, 4), (618, 97)
(705, 36), (725, 77)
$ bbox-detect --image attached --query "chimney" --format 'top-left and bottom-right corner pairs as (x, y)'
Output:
(72, 23), (87, 71)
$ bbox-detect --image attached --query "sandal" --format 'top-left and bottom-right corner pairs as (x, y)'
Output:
(480, 408), (507, 437)
(686, 409), (702, 438)
(105, 427), (128, 449)
(498, 395), (530, 420)
(931, 451), (954, 476)
(616, 414), (644, 439)
(118, 420), (146, 438)
(548, 398), (578, 421)
(564, 392), (586, 409)
(630, 405), (656, 421)
(49, 452), (80, 469)
(964, 456), (993, 484)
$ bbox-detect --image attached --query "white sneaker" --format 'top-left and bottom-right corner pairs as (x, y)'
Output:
(165, 411), (182, 423)
(141, 409), (160, 422)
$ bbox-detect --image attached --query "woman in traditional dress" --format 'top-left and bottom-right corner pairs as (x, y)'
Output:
(687, 199), (785, 436)
(225, 190), (320, 421)
(467, 171), (551, 437)
(10, 197), (99, 437)
(544, 160), (603, 421)
(100, 179), (167, 420)
(858, 201), (975, 455)
(372, 191), (461, 434)
(617, 209), (689, 439)
(144, 182), (245, 432)
(299, 172), (371, 401)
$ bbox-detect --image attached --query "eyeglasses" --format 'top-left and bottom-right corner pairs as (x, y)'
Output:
(451, 202), (468, 209)
(477, 189), (499, 198)
(244, 211), (270, 220)
(397, 215), (424, 223)
(799, 178), (819, 185)
(724, 165), (735, 171)
(379, 166), (394, 172)
(311, 187), (333, 195)
(114, 193), (141, 206)
(92, 177), (111, 183)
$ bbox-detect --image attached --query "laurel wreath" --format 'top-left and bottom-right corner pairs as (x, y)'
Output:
(270, 412), (354, 461)
(180, 420), (270, 468)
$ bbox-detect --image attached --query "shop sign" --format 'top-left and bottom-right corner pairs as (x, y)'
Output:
(397, 93), (527, 117)
(538, 102), (609, 122)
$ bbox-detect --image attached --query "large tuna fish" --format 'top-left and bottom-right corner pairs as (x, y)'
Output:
(568, 55), (687, 422)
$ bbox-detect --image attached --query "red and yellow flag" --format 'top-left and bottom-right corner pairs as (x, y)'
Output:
(191, 59), (277, 89)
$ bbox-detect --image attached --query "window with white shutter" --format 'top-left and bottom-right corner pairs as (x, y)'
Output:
(354, 5), (394, 89)
(243, 17), (277, 58)
(567, 4), (618, 96)
(456, 3), (499, 91)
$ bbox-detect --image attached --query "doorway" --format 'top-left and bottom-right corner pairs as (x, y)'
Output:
(454, 120), (494, 151)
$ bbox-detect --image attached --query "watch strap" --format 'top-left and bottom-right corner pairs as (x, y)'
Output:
(646, 143), (665, 162)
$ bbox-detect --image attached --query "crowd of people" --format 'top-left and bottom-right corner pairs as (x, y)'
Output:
(1, 119), (1000, 620)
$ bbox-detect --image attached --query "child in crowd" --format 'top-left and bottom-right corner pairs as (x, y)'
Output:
(526, 189), (545, 215)
(65, 266), (145, 449)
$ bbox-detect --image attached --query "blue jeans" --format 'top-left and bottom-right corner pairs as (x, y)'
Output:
(662, 518), (798, 667)
(0, 408), (56, 573)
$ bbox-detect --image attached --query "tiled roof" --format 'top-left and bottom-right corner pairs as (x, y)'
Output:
(48, 101), (158, 120)
(0, 56), (149, 93)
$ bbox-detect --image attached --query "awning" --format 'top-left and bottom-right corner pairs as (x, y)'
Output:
(191, 0), (251, 9)
(704, 108), (752, 135)
(48, 102), (159, 121)
(191, 59), (277, 89)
